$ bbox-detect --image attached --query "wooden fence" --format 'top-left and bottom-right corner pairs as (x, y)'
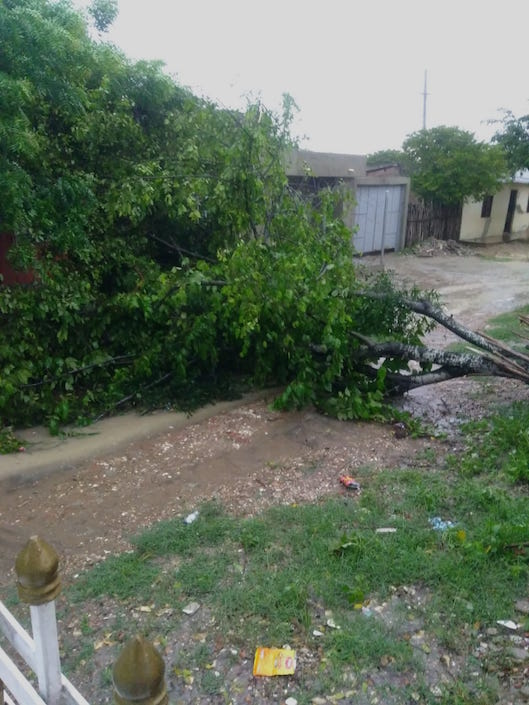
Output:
(405, 202), (462, 247)
(0, 536), (168, 705)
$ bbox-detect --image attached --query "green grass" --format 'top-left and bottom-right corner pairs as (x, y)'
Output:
(132, 499), (237, 556)
(455, 400), (529, 484)
(71, 552), (160, 601)
(445, 341), (474, 354)
(64, 402), (529, 701)
(444, 304), (529, 355)
(482, 304), (529, 347)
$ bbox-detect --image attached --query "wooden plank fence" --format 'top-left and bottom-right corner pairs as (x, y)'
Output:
(405, 202), (462, 247)
(0, 536), (168, 705)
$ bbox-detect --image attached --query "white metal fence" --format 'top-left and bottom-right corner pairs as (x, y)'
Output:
(0, 536), (168, 705)
(0, 589), (89, 705)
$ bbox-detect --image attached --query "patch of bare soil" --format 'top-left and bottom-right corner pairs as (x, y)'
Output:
(0, 400), (439, 584)
(2, 240), (529, 704)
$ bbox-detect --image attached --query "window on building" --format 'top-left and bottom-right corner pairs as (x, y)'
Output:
(481, 195), (493, 218)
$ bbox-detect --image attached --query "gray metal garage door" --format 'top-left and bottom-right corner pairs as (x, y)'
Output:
(353, 184), (406, 254)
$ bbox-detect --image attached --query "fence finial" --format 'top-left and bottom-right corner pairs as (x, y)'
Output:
(113, 635), (168, 705)
(15, 535), (61, 605)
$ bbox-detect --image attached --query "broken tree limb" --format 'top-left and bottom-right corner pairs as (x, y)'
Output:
(361, 366), (470, 394)
(403, 300), (529, 369)
(357, 341), (529, 379)
(308, 283), (529, 398)
(384, 296), (501, 353)
(355, 289), (529, 370)
(351, 335), (529, 393)
(311, 333), (529, 392)
(356, 291), (507, 355)
(478, 331), (529, 365)
(356, 342), (497, 371)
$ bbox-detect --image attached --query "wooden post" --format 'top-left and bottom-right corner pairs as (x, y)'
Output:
(113, 635), (168, 705)
(15, 536), (62, 705)
(380, 189), (389, 269)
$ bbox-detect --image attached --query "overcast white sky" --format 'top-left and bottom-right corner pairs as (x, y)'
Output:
(79, 0), (529, 155)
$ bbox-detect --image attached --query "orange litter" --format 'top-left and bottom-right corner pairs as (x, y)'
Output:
(253, 647), (296, 677)
(339, 474), (360, 490)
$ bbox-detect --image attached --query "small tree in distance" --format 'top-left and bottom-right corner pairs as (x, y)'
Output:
(366, 149), (407, 170)
(492, 110), (529, 175)
(402, 126), (507, 207)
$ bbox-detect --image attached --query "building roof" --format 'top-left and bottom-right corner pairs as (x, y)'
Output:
(513, 169), (529, 184)
(285, 149), (366, 178)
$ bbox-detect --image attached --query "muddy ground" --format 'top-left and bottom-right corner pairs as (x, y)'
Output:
(2, 240), (529, 582)
(1, 240), (529, 704)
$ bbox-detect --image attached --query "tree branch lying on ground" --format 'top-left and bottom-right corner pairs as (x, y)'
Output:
(345, 295), (529, 394)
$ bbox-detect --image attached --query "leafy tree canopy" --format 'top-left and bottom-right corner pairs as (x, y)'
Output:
(88, 0), (118, 33)
(492, 110), (529, 175)
(366, 149), (407, 171)
(402, 126), (507, 207)
(1, 0), (294, 264)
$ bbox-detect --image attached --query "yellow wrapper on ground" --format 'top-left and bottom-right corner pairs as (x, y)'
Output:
(253, 647), (296, 676)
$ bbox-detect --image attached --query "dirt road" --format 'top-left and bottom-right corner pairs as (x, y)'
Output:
(366, 240), (529, 346)
(1, 241), (529, 587)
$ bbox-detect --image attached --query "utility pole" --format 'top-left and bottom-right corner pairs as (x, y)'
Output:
(422, 69), (429, 130)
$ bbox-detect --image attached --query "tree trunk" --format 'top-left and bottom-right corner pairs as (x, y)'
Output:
(349, 294), (529, 392)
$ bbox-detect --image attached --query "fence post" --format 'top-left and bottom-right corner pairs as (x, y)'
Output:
(113, 635), (168, 705)
(15, 536), (62, 705)
(380, 189), (389, 268)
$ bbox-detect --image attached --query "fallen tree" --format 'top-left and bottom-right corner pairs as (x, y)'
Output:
(2, 0), (528, 431)
(3, 235), (529, 428)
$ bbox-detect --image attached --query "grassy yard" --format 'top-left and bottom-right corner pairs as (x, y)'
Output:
(483, 304), (529, 351)
(50, 400), (529, 705)
(445, 304), (529, 357)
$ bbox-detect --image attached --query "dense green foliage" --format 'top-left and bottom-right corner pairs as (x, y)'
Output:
(492, 109), (529, 175)
(88, 0), (118, 33)
(402, 126), (507, 206)
(0, 0), (434, 431)
(369, 128), (507, 207)
(366, 149), (407, 170)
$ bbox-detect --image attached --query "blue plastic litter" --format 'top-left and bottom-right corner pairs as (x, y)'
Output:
(429, 516), (456, 531)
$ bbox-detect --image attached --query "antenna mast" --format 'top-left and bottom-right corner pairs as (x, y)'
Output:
(422, 69), (429, 130)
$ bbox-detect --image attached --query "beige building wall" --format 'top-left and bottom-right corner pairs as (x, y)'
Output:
(460, 184), (529, 243)
(510, 186), (529, 236)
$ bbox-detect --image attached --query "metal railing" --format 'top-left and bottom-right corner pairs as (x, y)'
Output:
(0, 536), (168, 705)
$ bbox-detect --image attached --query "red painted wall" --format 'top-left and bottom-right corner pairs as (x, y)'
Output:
(0, 232), (35, 286)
